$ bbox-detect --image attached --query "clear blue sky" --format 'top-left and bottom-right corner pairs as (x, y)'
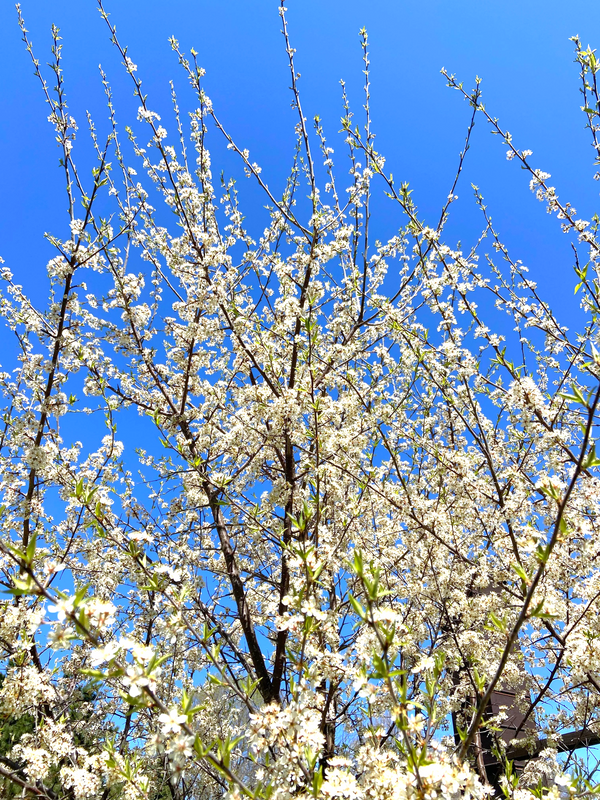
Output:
(2, 0), (600, 323)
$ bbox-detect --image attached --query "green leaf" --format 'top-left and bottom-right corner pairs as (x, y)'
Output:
(6, 575), (35, 596)
(558, 388), (585, 405)
(80, 668), (108, 679)
(511, 562), (530, 585)
(312, 766), (324, 797)
(25, 531), (37, 565)
(584, 443), (600, 469)
(559, 517), (568, 536)
(529, 600), (558, 620)
(487, 611), (507, 633)
(536, 543), (551, 563)
(370, 653), (388, 679)
(472, 667), (486, 692)
(148, 653), (171, 672)
(352, 549), (364, 576)
(349, 593), (366, 620)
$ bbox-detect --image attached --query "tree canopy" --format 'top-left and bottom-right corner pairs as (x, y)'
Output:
(2, 3), (600, 799)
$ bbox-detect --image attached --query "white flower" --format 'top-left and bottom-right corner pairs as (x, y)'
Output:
(158, 706), (187, 735)
(89, 640), (120, 666)
(137, 107), (161, 123)
(411, 655), (435, 673)
(166, 733), (195, 766)
(119, 637), (155, 663)
(48, 625), (75, 649)
(87, 598), (116, 629)
(49, 596), (75, 623)
(122, 663), (151, 697)
(60, 766), (101, 800)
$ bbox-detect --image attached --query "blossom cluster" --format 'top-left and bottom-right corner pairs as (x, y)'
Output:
(0, 6), (596, 800)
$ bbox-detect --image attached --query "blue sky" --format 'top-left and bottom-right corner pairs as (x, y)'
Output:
(1, 0), (600, 328)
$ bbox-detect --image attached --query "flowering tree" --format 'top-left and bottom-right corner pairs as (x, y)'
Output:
(2, 2), (600, 799)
